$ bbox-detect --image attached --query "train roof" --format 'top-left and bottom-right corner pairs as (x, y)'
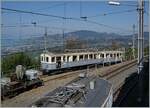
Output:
(41, 50), (123, 56)
(31, 75), (112, 107)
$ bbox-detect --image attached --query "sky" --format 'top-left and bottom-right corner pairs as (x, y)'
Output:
(1, 1), (149, 39)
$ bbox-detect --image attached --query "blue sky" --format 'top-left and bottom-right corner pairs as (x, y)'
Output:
(1, 1), (149, 39)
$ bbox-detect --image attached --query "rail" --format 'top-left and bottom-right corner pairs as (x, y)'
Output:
(41, 59), (137, 83)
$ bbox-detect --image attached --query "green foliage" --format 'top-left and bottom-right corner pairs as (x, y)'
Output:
(125, 48), (133, 60)
(1, 52), (40, 76)
(144, 46), (149, 56)
(125, 46), (149, 61)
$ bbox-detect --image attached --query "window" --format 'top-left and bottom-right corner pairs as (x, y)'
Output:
(56, 57), (61, 63)
(73, 55), (77, 61)
(67, 56), (70, 62)
(117, 53), (119, 57)
(41, 56), (43, 61)
(79, 55), (83, 60)
(85, 54), (88, 59)
(101, 54), (104, 58)
(46, 57), (49, 62)
(63, 56), (65, 62)
(106, 53), (109, 57)
(89, 54), (93, 59)
(110, 54), (112, 57)
(94, 54), (96, 59)
(51, 57), (55, 62)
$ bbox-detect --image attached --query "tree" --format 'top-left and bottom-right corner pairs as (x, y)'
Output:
(65, 37), (87, 49)
(125, 48), (134, 60)
(1, 52), (40, 76)
(111, 41), (119, 50)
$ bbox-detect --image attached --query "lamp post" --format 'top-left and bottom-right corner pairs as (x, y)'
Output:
(108, 0), (144, 102)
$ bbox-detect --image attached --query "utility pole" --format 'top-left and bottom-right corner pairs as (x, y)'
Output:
(62, 2), (66, 53)
(62, 29), (65, 52)
(137, 0), (144, 102)
(44, 27), (47, 52)
(132, 24), (136, 59)
(137, 0), (144, 75)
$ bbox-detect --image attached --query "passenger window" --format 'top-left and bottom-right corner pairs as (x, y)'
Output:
(73, 56), (77, 61)
(63, 56), (65, 62)
(101, 54), (104, 58)
(67, 56), (70, 62)
(51, 57), (55, 62)
(117, 53), (119, 57)
(85, 54), (88, 59)
(46, 57), (49, 62)
(106, 53), (109, 57)
(79, 55), (83, 60)
(110, 54), (112, 57)
(41, 56), (43, 61)
(94, 54), (96, 59)
(89, 54), (93, 59)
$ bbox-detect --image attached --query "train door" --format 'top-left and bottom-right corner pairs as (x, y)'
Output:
(56, 56), (61, 68)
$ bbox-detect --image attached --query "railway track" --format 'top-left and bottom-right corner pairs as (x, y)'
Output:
(41, 59), (137, 83)
(39, 60), (138, 102)
(1, 60), (138, 107)
(100, 60), (137, 79)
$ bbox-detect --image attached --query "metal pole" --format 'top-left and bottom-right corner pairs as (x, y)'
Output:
(62, 2), (66, 53)
(137, 0), (144, 102)
(137, 0), (144, 74)
(132, 24), (136, 59)
(44, 27), (47, 52)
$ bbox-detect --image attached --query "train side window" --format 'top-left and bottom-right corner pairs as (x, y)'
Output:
(110, 54), (112, 57)
(85, 54), (88, 59)
(94, 54), (96, 59)
(41, 56), (43, 61)
(56, 56), (61, 62)
(89, 54), (93, 59)
(67, 56), (70, 62)
(51, 57), (55, 62)
(73, 55), (77, 61)
(79, 55), (83, 60)
(63, 56), (65, 62)
(106, 53), (109, 57)
(117, 53), (119, 57)
(46, 57), (49, 62)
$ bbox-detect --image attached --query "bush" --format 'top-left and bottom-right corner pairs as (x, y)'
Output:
(1, 52), (40, 76)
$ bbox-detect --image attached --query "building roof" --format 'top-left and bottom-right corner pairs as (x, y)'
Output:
(31, 75), (112, 107)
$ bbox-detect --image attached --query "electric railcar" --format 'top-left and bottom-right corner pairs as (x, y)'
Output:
(40, 51), (123, 73)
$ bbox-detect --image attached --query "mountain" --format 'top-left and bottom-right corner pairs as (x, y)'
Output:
(2, 30), (149, 55)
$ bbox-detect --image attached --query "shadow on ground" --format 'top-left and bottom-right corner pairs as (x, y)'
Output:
(113, 60), (149, 107)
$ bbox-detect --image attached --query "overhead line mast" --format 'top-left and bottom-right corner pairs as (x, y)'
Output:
(137, 0), (144, 102)
(132, 24), (136, 59)
(44, 27), (47, 53)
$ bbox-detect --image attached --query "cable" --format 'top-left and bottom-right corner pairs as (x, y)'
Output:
(2, 24), (84, 35)
(87, 9), (136, 18)
(2, 7), (67, 19)
(34, 3), (65, 11)
(1, 7), (132, 32)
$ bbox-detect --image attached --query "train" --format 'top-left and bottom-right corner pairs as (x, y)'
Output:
(40, 50), (124, 74)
